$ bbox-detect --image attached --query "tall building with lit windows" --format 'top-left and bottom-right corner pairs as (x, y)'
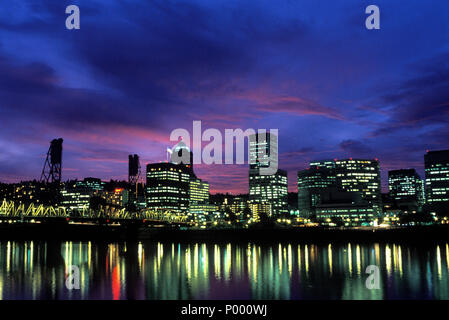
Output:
(309, 160), (336, 170)
(334, 159), (382, 215)
(249, 132), (278, 172)
(170, 139), (195, 176)
(249, 169), (288, 216)
(61, 180), (92, 212)
(146, 162), (190, 212)
(190, 179), (209, 205)
(189, 178), (216, 215)
(298, 163), (336, 217)
(60, 178), (105, 212)
(424, 150), (449, 216)
(248, 132), (288, 216)
(297, 158), (381, 224)
(388, 169), (425, 212)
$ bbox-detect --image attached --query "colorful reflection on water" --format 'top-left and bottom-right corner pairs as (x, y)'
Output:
(0, 241), (448, 299)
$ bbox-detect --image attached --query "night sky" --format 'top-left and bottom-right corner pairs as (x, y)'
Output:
(0, 0), (448, 193)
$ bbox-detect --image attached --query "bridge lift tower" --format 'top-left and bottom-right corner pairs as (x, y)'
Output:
(128, 154), (141, 200)
(40, 138), (63, 184)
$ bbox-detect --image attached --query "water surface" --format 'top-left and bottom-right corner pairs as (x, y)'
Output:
(0, 241), (448, 299)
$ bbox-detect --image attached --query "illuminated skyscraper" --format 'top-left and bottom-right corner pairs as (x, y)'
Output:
(170, 139), (194, 176)
(146, 162), (190, 212)
(188, 178), (218, 224)
(248, 132), (287, 216)
(310, 160), (335, 170)
(190, 179), (209, 205)
(249, 132), (278, 172)
(334, 159), (382, 215)
(249, 170), (288, 216)
(61, 180), (93, 212)
(424, 150), (449, 216)
(388, 169), (425, 212)
(297, 164), (336, 217)
(297, 158), (382, 224)
(60, 178), (105, 212)
(61, 188), (91, 211)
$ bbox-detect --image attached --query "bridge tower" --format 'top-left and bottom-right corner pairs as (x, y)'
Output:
(128, 154), (141, 210)
(128, 154), (141, 187)
(40, 138), (63, 184)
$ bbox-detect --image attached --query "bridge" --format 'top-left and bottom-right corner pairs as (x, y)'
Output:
(0, 200), (191, 225)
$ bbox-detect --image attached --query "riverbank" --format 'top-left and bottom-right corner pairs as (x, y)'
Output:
(0, 222), (449, 243)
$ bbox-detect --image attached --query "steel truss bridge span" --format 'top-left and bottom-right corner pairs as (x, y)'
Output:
(0, 200), (190, 225)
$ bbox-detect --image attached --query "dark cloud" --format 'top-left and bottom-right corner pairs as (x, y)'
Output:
(339, 139), (373, 156)
(372, 52), (449, 137)
(0, 52), (170, 132)
(0, 0), (448, 193)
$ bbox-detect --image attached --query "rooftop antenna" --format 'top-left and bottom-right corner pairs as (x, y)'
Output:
(166, 147), (172, 163)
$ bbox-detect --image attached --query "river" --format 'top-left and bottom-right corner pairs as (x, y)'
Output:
(0, 241), (448, 299)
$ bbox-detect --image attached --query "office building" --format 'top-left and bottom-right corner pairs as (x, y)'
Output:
(60, 178), (105, 212)
(61, 186), (91, 211)
(249, 169), (288, 216)
(297, 158), (382, 224)
(146, 162), (190, 212)
(190, 179), (209, 205)
(298, 164), (336, 217)
(249, 203), (271, 221)
(314, 187), (375, 225)
(335, 159), (382, 215)
(249, 132), (278, 171)
(249, 132), (288, 216)
(424, 150), (449, 216)
(316, 204), (376, 225)
(388, 169), (425, 212)
(170, 139), (194, 176)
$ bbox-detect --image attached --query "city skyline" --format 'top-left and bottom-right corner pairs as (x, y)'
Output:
(1, 0), (449, 194)
(0, 135), (440, 196)
(1, 1), (449, 305)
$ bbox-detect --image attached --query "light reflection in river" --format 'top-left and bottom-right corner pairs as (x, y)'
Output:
(0, 241), (448, 299)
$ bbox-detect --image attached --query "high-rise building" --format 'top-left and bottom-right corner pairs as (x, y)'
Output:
(170, 139), (194, 176)
(297, 158), (382, 224)
(249, 132), (278, 172)
(248, 132), (287, 216)
(189, 178), (216, 223)
(388, 169), (425, 212)
(310, 160), (335, 170)
(249, 169), (288, 216)
(335, 159), (382, 215)
(298, 164), (336, 217)
(146, 162), (190, 212)
(424, 150), (449, 216)
(60, 178), (104, 212)
(61, 182), (91, 212)
(189, 179), (214, 211)
(190, 179), (209, 205)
